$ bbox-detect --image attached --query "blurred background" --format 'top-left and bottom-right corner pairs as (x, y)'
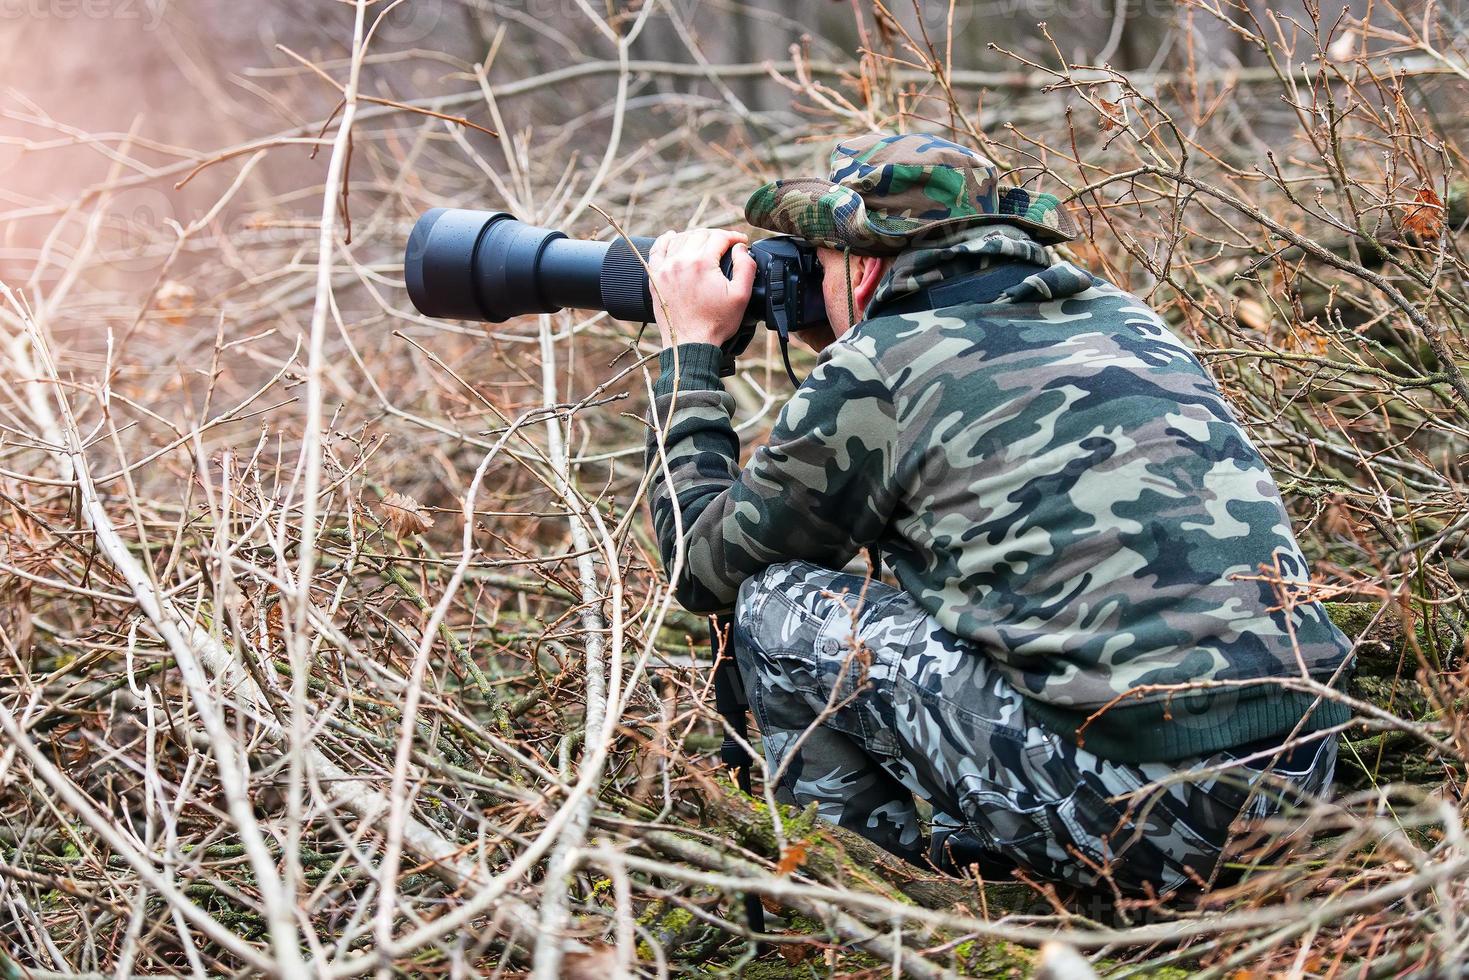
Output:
(0, 0), (1385, 436)
(0, 0), (1361, 285)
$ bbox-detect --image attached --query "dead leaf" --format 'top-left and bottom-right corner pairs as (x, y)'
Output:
(1097, 99), (1125, 132)
(775, 839), (809, 876)
(1286, 320), (1330, 355)
(380, 492), (434, 537)
(155, 280), (197, 325)
(265, 602), (284, 654)
(1403, 186), (1444, 240)
(776, 942), (812, 964)
(1321, 495), (1358, 538)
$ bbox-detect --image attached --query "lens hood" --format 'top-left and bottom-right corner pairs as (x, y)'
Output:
(405, 208), (510, 321)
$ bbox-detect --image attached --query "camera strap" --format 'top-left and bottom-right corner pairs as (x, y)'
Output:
(865, 260), (1042, 320)
(777, 260), (1041, 390)
(776, 334), (801, 390)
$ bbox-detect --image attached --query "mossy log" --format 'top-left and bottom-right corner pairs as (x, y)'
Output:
(695, 779), (1032, 918)
(1324, 601), (1462, 676)
(656, 784), (1043, 975)
(1325, 601), (1463, 791)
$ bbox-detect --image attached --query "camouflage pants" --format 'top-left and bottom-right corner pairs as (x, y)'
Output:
(732, 561), (1337, 897)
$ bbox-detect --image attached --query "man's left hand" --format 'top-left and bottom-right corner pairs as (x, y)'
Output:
(648, 229), (756, 349)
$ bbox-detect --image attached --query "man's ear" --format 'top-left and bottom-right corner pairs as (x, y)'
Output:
(851, 254), (888, 314)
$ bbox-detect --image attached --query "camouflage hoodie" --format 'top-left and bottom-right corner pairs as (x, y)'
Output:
(644, 225), (1351, 763)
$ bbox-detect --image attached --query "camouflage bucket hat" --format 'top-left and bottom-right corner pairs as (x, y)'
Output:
(744, 132), (1079, 254)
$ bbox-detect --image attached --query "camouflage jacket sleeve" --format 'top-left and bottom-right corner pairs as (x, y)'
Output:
(644, 341), (897, 613)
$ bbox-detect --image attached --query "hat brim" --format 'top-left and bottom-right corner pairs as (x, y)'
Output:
(744, 176), (1080, 254)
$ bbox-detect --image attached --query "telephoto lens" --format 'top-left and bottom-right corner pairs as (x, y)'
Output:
(404, 208), (656, 323)
(403, 208), (827, 381)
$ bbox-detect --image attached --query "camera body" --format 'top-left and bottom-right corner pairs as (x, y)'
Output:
(719, 234), (825, 370)
(404, 209), (827, 374)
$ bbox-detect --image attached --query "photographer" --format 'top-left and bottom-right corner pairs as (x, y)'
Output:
(643, 133), (1351, 897)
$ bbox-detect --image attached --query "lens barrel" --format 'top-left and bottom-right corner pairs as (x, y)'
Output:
(403, 208), (828, 387)
(404, 208), (655, 323)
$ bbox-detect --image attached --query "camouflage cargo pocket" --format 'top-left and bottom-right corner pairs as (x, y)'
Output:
(813, 583), (926, 759)
(1066, 757), (1238, 893)
(956, 774), (1052, 854)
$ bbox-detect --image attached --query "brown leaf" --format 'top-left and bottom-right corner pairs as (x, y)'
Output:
(155, 280), (197, 325)
(777, 942), (812, 964)
(775, 839), (809, 876)
(1403, 186), (1444, 240)
(380, 491), (434, 538)
(1321, 496), (1358, 538)
(265, 602), (285, 654)
(1283, 319), (1329, 355)
(1097, 99), (1125, 132)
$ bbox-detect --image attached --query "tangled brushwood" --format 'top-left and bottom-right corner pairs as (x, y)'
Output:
(2, 0), (1468, 976)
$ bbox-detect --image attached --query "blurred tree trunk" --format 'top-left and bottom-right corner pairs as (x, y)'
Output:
(1118, 0), (1168, 71)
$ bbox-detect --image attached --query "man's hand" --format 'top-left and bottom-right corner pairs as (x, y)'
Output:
(648, 229), (756, 349)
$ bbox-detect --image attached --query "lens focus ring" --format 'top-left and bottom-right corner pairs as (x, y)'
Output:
(600, 238), (655, 323)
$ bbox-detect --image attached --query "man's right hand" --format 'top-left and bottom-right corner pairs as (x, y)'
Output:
(647, 229), (757, 350)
